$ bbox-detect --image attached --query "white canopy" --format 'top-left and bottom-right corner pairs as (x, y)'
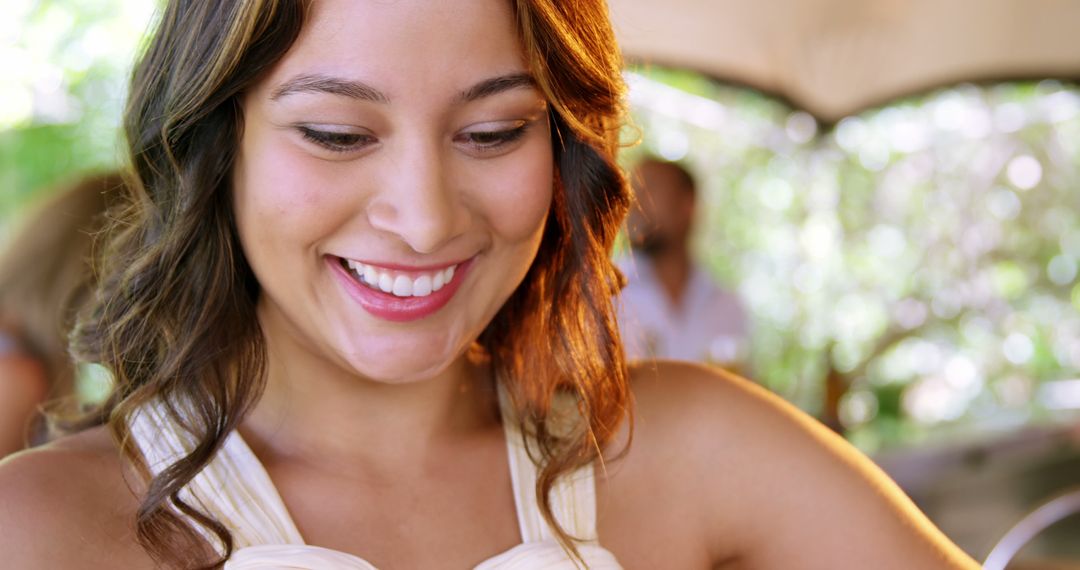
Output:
(609, 0), (1080, 122)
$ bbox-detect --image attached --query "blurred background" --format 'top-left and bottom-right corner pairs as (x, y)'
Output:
(1, 0), (1079, 567)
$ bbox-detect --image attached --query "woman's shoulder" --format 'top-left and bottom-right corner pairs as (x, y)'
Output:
(618, 358), (892, 513)
(607, 360), (978, 568)
(0, 426), (125, 514)
(617, 360), (875, 514)
(0, 426), (152, 568)
(624, 359), (816, 452)
(619, 360), (901, 498)
(598, 361), (794, 565)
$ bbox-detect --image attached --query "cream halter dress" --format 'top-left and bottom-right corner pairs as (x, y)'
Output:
(129, 391), (623, 570)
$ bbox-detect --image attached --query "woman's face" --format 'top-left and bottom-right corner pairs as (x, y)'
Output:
(233, 0), (553, 383)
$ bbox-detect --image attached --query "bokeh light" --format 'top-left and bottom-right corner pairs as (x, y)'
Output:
(627, 68), (1080, 450)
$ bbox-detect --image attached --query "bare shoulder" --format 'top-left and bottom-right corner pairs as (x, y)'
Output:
(0, 426), (152, 568)
(625, 360), (839, 459)
(604, 361), (831, 521)
(599, 360), (979, 569)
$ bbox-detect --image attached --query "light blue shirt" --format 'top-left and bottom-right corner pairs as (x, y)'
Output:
(615, 252), (748, 364)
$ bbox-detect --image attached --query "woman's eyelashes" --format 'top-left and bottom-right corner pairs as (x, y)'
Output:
(298, 126), (377, 153)
(454, 120), (532, 155)
(295, 120), (535, 157)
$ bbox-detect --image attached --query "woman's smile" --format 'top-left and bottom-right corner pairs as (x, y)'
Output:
(328, 254), (476, 322)
(338, 256), (463, 298)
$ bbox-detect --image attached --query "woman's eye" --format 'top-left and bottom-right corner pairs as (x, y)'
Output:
(456, 121), (530, 155)
(298, 127), (376, 153)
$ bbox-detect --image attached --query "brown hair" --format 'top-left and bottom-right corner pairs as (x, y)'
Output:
(634, 155), (698, 198)
(0, 171), (122, 444)
(71, 0), (631, 567)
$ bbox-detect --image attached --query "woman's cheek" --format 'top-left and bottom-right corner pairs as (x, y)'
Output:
(243, 137), (354, 233)
(483, 146), (554, 242)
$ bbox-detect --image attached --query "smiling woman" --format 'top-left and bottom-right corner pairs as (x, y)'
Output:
(232, 0), (559, 382)
(0, 1), (981, 569)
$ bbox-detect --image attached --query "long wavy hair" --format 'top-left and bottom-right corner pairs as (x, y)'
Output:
(71, 0), (632, 567)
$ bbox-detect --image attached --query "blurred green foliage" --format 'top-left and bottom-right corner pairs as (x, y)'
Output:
(629, 66), (1080, 451)
(0, 0), (153, 218)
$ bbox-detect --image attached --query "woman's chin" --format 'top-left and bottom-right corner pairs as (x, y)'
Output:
(340, 351), (462, 386)
(329, 322), (476, 386)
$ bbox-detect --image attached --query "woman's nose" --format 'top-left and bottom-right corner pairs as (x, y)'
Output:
(365, 140), (468, 254)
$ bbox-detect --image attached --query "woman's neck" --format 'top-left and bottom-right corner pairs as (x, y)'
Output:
(241, 334), (499, 474)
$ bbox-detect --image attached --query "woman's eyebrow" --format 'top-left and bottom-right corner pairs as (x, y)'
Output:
(270, 74), (389, 102)
(269, 73), (536, 104)
(455, 73), (536, 103)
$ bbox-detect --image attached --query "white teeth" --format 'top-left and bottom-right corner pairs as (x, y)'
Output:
(413, 275), (432, 296)
(392, 275), (412, 296)
(345, 259), (460, 298)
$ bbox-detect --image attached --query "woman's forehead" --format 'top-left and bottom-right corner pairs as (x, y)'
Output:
(263, 0), (528, 101)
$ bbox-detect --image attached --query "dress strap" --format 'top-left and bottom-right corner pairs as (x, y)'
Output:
(497, 384), (599, 545)
(129, 402), (305, 551)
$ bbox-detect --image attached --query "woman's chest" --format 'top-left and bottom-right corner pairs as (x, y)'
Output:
(266, 458), (524, 568)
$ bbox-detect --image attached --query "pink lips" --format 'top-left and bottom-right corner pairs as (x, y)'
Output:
(329, 257), (473, 322)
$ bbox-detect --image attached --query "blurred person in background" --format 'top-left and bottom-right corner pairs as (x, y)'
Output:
(617, 156), (750, 373)
(0, 172), (120, 457)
